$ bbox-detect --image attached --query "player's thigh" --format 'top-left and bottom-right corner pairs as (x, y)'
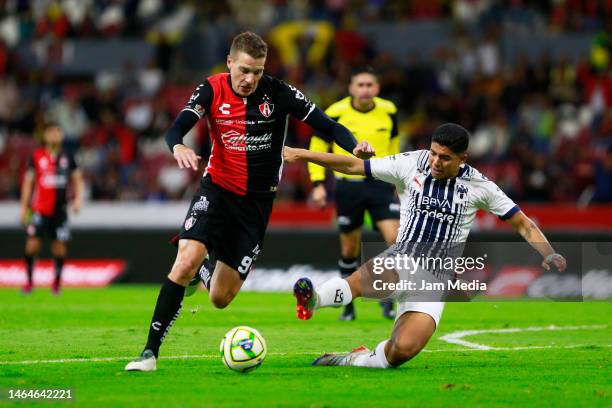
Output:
(336, 180), (366, 235)
(375, 219), (400, 244)
(169, 239), (208, 282)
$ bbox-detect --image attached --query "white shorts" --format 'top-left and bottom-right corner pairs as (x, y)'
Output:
(396, 301), (445, 328)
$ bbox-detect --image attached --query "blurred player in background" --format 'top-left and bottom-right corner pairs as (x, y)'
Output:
(285, 123), (567, 369)
(125, 31), (375, 372)
(20, 123), (83, 295)
(308, 66), (400, 321)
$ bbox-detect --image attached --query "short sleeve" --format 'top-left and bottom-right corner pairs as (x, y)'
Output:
(182, 80), (213, 119)
(481, 181), (520, 220)
(276, 80), (316, 121)
(365, 151), (420, 187)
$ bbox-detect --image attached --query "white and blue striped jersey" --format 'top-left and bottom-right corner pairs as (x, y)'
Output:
(364, 150), (519, 245)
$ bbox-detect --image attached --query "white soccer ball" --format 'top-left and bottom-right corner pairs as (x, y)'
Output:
(220, 326), (267, 373)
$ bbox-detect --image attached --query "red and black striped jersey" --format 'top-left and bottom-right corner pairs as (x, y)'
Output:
(183, 73), (316, 196)
(27, 148), (77, 216)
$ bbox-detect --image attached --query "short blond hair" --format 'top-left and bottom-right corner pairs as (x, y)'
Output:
(230, 31), (267, 59)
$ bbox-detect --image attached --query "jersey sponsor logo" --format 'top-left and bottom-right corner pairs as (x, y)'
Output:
(40, 174), (68, 188)
(219, 103), (231, 115)
(259, 101), (274, 118)
(421, 195), (451, 209)
(192, 196), (209, 213)
(221, 130), (273, 152)
(413, 207), (455, 222)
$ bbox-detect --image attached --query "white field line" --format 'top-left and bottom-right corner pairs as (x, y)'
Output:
(1, 325), (610, 366)
(439, 324), (608, 350)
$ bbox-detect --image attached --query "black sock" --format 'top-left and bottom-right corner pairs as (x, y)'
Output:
(339, 257), (359, 307)
(145, 278), (185, 358)
(24, 255), (34, 285)
(53, 257), (64, 286)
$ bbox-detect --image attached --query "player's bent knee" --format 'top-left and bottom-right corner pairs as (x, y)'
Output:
(387, 337), (426, 365)
(169, 258), (199, 282)
(209, 291), (234, 309)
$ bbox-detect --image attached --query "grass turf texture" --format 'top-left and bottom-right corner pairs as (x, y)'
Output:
(0, 287), (610, 407)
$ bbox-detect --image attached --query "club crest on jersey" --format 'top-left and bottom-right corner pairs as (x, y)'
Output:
(259, 101), (274, 118)
(456, 184), (469, 200)
(184, 216), (196, 231)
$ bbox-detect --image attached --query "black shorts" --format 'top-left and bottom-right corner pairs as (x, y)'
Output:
(335, 178), (400, 233)
(27, 211), (70, 241)
(178, 176), (274, 280)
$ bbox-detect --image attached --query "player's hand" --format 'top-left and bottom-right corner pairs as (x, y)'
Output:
(71, 199), (82, 214)
(542, 253), (567, 272)
(19, 207), (29, 225)
(173, 144), (202, 170)
(353, 141), (375, 159)
(310, 184), (327, 208)
(283, 146), (301, 163)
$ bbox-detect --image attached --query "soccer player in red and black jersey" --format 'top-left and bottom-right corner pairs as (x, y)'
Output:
(20, 123), (84, 295)
(125, 31), (375, 371)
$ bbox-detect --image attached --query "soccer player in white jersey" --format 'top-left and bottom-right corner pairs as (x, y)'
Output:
(284, 123), (567, 369)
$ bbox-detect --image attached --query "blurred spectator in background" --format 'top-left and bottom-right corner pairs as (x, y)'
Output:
(0, 0), (610, 204)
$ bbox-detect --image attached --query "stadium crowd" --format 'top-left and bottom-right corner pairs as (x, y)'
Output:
(0, 0), (611, 203)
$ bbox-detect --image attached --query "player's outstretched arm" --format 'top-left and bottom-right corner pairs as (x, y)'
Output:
(284, 146), (365, 175)
(506, 211), (567, 272)
(165, 111), (202, 170)
(304, 107), (375, 159)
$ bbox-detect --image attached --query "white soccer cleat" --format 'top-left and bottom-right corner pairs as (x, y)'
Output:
(312, 346), (370, 367)
(125, 349), (157, 372)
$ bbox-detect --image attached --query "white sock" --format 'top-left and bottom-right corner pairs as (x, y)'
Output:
(351, 340), (391, 369)
(316, 277), (352, 308)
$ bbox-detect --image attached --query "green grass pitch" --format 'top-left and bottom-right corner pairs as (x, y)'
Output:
(0, 287), (610, 407)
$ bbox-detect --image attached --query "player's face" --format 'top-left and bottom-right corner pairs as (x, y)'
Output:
(43, 126), (63, 147)
(348, 73), (379, 105)
(227, 51), (266, 97)
(428, 142), (466, 179)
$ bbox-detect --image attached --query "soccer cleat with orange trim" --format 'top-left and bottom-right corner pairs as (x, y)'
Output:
(293, 277), (317, 320)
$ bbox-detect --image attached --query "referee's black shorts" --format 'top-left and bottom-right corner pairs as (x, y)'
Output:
(335, 178), (400, 234)
(177, 176), (273, 280)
